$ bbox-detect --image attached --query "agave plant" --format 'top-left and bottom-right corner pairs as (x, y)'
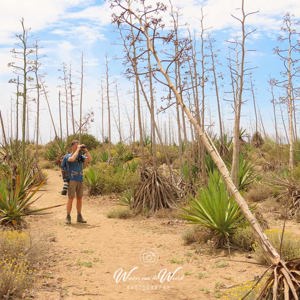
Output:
(182, 171), (244, 246)
(237, 155), (256, 190)
(84, 167), (103, 196)
(0, 175), (61, 227)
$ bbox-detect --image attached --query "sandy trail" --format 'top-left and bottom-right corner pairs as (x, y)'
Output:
(28, 169), (265, 300)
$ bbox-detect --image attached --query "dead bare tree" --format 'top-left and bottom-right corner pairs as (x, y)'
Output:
(8, 18), (35, 159)
(274, 13), (300, 171)
(229, 0), (258, 186)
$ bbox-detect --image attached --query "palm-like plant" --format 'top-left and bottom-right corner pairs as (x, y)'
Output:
(0, 176), (61, 227)
(182, 171), (244, 246)
(84, 167), (103, 195)
(238, 155), (256, 190)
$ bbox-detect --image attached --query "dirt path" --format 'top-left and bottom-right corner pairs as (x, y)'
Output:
(28, 169), (265, 300)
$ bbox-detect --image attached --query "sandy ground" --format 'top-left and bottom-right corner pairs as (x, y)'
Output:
(27, 169), (266, 300)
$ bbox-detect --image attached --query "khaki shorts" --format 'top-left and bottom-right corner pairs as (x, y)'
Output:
(68, 181), (83, 198)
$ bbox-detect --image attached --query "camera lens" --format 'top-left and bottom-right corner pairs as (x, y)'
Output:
(61, 182), (69, 195)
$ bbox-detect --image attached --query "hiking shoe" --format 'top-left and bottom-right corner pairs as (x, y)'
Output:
(77, 214), (87, 223)
(65, 214), (71, 225)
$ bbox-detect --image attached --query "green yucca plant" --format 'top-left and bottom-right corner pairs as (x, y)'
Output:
(0, 176), (61, 227)
(182, 171), (244, 246)
(237, 155), (256, 190)
(84, 167), (103, 196)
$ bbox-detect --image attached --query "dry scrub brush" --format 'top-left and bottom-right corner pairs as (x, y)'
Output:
(131, 167), (180, 214)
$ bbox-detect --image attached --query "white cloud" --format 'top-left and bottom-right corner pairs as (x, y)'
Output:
(51, 24), (105, 44)
(0, 0), (93, 44)
(64, 2), (112, 26)
(178, 0), (300, 32)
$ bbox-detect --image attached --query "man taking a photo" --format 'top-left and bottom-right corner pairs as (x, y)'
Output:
(62, 139), (92, 224)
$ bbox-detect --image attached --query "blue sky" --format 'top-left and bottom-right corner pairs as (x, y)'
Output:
(0, 0), (299, 143)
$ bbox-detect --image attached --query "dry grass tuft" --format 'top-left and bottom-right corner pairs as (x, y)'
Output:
(254, 229), (300, 265)
(107, 207), (133, 219)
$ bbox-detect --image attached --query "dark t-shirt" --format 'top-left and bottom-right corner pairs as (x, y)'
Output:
(63, 153), (86, 182)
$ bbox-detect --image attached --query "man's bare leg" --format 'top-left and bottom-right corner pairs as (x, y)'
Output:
(76, 197), (86, 223)
(66, 197), (74, 224)
(76, 197), (82, 214)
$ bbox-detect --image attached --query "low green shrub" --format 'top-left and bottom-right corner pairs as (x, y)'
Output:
(44, 139), (66, 162)
(84, 163), (139, 195)
(232, 226), (256, 251)
(66, 133), (100, 150)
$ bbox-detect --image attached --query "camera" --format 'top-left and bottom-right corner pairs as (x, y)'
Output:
(61, 170), (69, 195)
(77, 153), (85, 162)
(61, 181), (69, 195)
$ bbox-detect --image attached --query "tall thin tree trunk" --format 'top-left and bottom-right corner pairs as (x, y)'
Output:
(100, 80), (105, 142)
(69, 64), (75, 135)
(115, 83), (122, 143)
(147, 49), (156, 166)
(258, 107), (267, 138)
(41, 82), (58, 138)
(0, 111), (8, 146)
(280, 101), (289, 143)
(128, 14), (144, 146)
(21, 20), (28, 159)
(169, 5), (183, 163)
(62, 64), (69, 137)
(26, 104), (29, 142)
(287, 48), (294, 170)
(58, 91), (63, 140)
(270, 81), (279, 144)
(231, 0), (248, 186)
(105, 56), (111, 144)
(34, 41), (41, 152)
(208, 37), (223, 140)
(292, 89), (298, 141)
(79, 52), (84, 141)
(250, 75), (258, 133)
(133, 83), (136, 143)
(16, 76), (20, 140)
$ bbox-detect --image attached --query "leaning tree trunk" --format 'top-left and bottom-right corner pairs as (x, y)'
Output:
(145, 32), (281, 265)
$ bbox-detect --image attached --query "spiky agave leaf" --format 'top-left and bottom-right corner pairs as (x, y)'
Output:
(0, 175), (63, 226)
(182, 171), (244, 245)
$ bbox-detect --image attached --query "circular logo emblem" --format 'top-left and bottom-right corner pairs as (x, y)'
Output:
(139, 248), (158, 266)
